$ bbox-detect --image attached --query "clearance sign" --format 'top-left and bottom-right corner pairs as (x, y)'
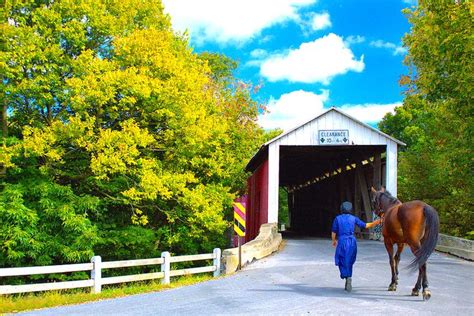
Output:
(233, 201), (246, 237)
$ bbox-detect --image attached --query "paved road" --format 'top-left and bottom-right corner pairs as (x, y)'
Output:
(23, 238), (474, 315)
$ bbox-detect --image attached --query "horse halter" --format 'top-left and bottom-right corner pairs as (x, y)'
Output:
(372, 192), (385, 216)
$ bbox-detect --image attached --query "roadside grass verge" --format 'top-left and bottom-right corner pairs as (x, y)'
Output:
(0, 274), (214, 314)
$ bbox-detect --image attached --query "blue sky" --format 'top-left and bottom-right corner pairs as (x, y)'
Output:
(163, 0), (415, 131)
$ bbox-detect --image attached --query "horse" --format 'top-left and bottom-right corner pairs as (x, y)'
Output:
(370, 187), (439, 300)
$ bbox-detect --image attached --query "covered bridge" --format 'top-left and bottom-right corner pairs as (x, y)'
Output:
(244, 107), (405, 241)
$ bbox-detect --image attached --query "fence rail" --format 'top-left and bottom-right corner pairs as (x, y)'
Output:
(0, 248), (221, 295)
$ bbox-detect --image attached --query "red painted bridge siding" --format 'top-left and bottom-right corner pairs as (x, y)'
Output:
(246, 159), (269, 242)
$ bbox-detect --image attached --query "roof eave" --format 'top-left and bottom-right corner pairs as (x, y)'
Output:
(263, 107), (406, 147)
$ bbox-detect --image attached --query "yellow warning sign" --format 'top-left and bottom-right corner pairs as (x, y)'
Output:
(233, 202), (246, 237)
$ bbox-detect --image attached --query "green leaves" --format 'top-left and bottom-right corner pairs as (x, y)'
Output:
(1, 0), (268, 271)
(379, 0), (473, 238)
(0, 180), (99, 267)
(88, 120), (155, 180)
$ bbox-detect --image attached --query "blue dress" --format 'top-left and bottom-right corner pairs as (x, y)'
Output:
(332, 214), (367, 279)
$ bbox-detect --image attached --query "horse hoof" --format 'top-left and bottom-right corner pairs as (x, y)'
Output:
(388, 285), (397, 291)
(411, 290), (419, 296)
(423, 290), (431, 301)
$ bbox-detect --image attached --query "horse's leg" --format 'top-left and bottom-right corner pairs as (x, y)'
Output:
(394, 243), (404, 285)
(409, 241), (422, 296)
(411, 267), (422, 296)
(384, 240), (397, 291)
(421, 263), (431, 300)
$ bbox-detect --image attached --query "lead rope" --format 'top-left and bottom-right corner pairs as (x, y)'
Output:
(374, 207), (384, 240)
(377, 211), (385, 240)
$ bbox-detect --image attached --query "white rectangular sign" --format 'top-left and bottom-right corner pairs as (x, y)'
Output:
(318, 130), (349, 145)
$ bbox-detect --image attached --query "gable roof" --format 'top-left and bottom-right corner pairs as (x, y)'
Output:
(246, 107), (405, 172)
(265, 107), (405, 146)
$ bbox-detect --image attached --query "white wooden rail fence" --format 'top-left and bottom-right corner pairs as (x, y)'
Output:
(0, 248), (221, 295)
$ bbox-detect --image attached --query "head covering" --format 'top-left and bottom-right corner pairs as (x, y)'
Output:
(340, 201), (353, 214)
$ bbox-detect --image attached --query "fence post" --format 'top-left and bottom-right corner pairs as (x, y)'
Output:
(161, 251), (170, 284)
(91, 255), (102, 294)
(213, 248), (221, 277)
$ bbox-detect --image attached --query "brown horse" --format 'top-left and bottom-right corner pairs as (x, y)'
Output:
(371, 187), (439, 301)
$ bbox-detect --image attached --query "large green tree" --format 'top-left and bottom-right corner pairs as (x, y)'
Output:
(379, 0), (473, 237)
(1, 0), (266, 269)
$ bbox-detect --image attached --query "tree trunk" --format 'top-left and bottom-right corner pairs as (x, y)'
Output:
(1, 98), (7, 177)
(1, 98), (7, 138)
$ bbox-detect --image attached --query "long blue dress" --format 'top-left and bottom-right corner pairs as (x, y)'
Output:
(332, 214), (367, 279)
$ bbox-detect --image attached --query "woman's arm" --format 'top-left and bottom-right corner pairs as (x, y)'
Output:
(331, 217), (338, 247)
(331, 232), (337, 247)
(365, 218), (382, 229)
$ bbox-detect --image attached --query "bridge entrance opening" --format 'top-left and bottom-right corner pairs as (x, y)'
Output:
(279, 145), (386, 237)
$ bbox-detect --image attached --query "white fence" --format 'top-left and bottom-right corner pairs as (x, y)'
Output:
(0, 248), (221, 295)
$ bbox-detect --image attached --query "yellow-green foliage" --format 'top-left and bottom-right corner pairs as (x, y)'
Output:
(1, 0), (269, 270)
(379, 0), (473, 237)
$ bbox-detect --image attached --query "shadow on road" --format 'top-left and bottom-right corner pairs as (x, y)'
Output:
(248, 283), (424, 302)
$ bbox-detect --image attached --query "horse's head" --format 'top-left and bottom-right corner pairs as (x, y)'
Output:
(371, 187), (387, 216)
(371, 187), (400, 215)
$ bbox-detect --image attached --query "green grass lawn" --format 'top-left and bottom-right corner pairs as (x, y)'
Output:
(0, 274), (214, 314)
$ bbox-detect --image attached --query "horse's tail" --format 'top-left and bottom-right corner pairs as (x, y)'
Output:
(408, 204), (440, 271)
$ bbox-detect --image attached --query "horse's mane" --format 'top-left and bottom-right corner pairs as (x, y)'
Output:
(381, 190), (401, 205)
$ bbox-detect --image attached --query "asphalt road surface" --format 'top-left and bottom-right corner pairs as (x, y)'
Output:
(22, 238), (474, 315)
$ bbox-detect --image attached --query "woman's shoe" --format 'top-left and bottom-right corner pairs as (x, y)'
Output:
(345, 277), (352, 292)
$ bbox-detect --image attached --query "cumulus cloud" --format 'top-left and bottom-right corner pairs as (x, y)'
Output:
(339, 103), (402, 123)
(258, 90), (329, 131)
(310, 12), (331, 31)
(370, 40), (407, 56)
(259, 33), (365, 84)
(162, 0), (316, 45)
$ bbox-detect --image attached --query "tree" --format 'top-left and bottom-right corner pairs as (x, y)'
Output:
(198, 52), (238, 85)
(1, 0), (267, 268)
(379, 0), (473, 237)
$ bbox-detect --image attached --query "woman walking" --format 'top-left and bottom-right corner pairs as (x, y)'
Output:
(331, 201), (381, 292)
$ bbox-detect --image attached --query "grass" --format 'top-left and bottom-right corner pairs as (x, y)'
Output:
(0, 274), (215, 314)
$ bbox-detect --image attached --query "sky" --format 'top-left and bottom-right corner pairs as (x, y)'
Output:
(162, 0), (415, 131)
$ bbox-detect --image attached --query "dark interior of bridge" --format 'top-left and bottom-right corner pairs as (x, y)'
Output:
(279, 145), (386, 237)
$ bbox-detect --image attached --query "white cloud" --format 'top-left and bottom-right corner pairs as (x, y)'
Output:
(162, 0), (316, 45)
(259, 33), (365, 84)
(339, 103), (402, 123)
(244, 49), (270, 68)
(244, 60), (264, 68)
(345, 35), (365, 46)
(259, 96), (402, 131)
(250, 49), (268, 59)
(402, 0), (417, 5)
(258, 90), (329, 131)
(258, 35), (274, 44)
(370, 40), (407, 56)
(311, 12), (331, 31)
(394, 46), (408, 55)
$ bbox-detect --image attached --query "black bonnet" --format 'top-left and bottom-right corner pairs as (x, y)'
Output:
(340, 201), (353, 214)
